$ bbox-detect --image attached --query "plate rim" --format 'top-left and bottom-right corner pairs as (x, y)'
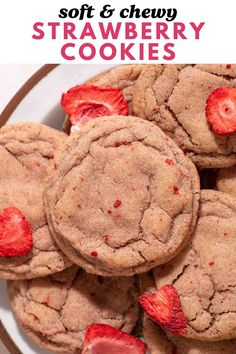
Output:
(0, 64), (58, 127)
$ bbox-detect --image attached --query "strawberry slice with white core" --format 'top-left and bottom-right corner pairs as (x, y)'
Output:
(0, 206), (33, 257)
(206, 87), (236, 135)
(61, 85), (129, 127)
(82, 324), (146, 354)
(139, 285), (187, 336)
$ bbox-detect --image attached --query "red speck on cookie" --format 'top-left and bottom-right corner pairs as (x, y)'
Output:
(173, 185), (179, 195)
(139, 284), (187, 336)
(77, 204), (81, 209)
(61, 85), (128, 127)
(107, 209), (112, 214)
(113, 200), (122, 208)
(0, 206), (33, 257)
(208, 261), (215, 266)
(166, 158), (174, 166)
(224, 232), (228, 237)
(90, 251), (98, 257)
(82, 323), (146, 354)
(206, 87), (236, 135)
(226, 64), (232, 69)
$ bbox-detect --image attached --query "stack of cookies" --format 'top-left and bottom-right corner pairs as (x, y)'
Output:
(1, 64), (236, 354)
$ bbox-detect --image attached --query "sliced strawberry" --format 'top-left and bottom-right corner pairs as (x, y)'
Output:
(139, 285), (187, 336)
(61, 85), (129, 127)
(82, 323), (146, 354)
(206, 87), (236, 135)
(0, 206), (32, 257)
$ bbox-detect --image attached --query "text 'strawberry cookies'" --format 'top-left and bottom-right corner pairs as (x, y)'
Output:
(143, 316), (236, 354)
(8, 266), (139, 354)
(216, 166), (236, 197)
(45, 115), (200, 276)
(63, 64), (145, 132)
(0, 123), (71, 279)
(133, 64), (236, 168)
(153, 190), (236, 340)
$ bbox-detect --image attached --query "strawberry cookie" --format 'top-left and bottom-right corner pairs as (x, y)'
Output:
(62, 65), (145, 132)
(216, 166), (236, 197)
(143, 316), (236, 354)
(0, 123), (71, 279)
(133, 64), (236, 168)
(45, 115), (200, 276)
(143, 190), (236, 341)
(8, 266), (139, 354)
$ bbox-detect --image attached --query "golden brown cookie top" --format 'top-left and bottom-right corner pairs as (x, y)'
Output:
(0, 123), (71, 279)
(8, 267), (139, 354)
(154, 190), (236, 340)
(133, 64), (236, 168)
(46, 115), (199, 276)
(143, 316), (236, 354)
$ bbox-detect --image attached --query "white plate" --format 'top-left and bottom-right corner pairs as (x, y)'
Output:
(0, 64), (117, 354)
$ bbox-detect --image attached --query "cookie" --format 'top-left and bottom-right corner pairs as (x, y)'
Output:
(46, 115), (200, 276)
(153, 190), (236, 340)
(63, 64), (145, 132)
(216, 166), (236, 197)
(143, 316), (236, 354)
(8, 266), (139, 354)
(133, 64), (236, 168)
(0, 123), (71, 279)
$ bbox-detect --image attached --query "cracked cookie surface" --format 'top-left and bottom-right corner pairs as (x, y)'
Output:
(143, 316), (236, 354)
(133, 64), (236, 168)
(46, 115), (200, 276)
(63, 64), (145, 132)
(0, 123), (71, 279)
(154, 190), (236, 340)
(8, 266), (139, 354)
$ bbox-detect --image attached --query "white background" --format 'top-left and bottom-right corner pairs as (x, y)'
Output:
(0, 0), (235, 63)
